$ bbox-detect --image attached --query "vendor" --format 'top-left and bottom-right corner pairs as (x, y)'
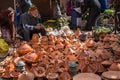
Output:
(82, 0), (101, 31)
(21, 5), (46, 41)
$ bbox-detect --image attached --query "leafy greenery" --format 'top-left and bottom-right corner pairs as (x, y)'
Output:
(43, 17), (69, 30)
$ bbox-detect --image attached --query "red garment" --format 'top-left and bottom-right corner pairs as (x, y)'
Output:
(66, 1), (75, 16)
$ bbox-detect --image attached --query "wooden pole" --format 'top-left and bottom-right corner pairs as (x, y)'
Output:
(14, 0), (16, 11)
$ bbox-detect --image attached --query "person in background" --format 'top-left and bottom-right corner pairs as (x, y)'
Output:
(16, 0), (32, 14)
(20, 5), (46, 41)
(66, 0), (76, 16)
(0, 8), (15, 42)
(82, 0), (101, 31)
(15, 0), (32, 29)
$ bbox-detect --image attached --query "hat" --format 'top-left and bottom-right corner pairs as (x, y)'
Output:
(29, 5), (38, 11)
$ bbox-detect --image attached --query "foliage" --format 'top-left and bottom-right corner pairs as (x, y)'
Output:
(43, 17), (69, 30)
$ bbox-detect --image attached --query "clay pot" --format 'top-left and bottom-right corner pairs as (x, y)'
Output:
(30, 34), (39, 43)
(46, 73), (58, 80)
(103, 42), (110, 49)
(18, 71), (35, 80)
(41, 36), (48, 42)
(95, 48), (112, 59)
(2, 66), (11, 79)
(81, 61), (97, 73)
(59, 68), (71, 80)
(48, 40), (55, 45)
(0, 68), (5, 74)
(85, 39), (95, 48)
(48, 34), (55, 40)
(55, 42), (64, 49)
(10, 71), (20, 78)
(108, 63), (120, 71)
(101, 60), (113, 68)
(63, 40), (71, 46)
(17, 41), (34, 55)
(109, 34), (118, 42)
(103, 36), (110, 42)
(74, 28), (81, 37)
(22, 51), (38, 63)
(65, 54), (78, 62)
(49, 51), (63, 59)
(96, 62), (106, 73)
(32, 66), (46, 78)
(113, 47), (120, 56)
(77, 59), (85, 71)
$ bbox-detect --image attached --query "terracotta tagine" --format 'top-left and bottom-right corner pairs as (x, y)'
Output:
(48, 39), (55, 45)
(81, 60), (97, 73)
(2, 65), (11, 79)
(18, 71), (35, 80)
(59, 68), (71, 80)
(109, 34), (118, 42)
(113, 47), (120, 56)
(30, 34), (39, 43)
(48, 34), (55, 41)
(55, 42), (64, 49)
(95, 58), (106, 73)
(22, 51), (38, 63)
(74, 28), (81, 37)
(77, 58), (86, 71)
(49, 50), (63, 59)
(108, 63), (120, 71)
(101, 60), (113, 68)
(32, 66), (46, 78)
(65, 53), (78, 62)
(41, 36), (48, 42)
(95, 48), (112, 60)
(85, 38), (95, 48)
(10, 71), (20, 80)
(0, 67), (5, 76)
(17, 41), (34, 55)
(46, 65), (58, 80)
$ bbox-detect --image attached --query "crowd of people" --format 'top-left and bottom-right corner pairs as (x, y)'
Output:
(0, 0), (120, 42)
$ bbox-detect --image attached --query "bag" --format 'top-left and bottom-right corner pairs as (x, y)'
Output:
(0, 39), (9, 54)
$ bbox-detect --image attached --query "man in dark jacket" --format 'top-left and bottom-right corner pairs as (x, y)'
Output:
(82, 0), (101, 31)
(20, 5), (46, 41)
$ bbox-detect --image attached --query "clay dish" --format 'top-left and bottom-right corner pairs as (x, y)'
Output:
(102, 71), (120, 80)
(73, 73), (101, 80)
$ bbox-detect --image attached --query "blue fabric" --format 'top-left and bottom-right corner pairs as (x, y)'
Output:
(99, 0), (107, 12)
(14, 7), (21, 27)
(71, 9), (80, 27)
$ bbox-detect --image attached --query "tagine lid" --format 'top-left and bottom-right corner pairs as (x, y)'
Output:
(73, 73), (101, 80)
(102, 71), (120, 79)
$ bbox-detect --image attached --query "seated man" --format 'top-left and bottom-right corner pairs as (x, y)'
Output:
(20, 5), (46, 41)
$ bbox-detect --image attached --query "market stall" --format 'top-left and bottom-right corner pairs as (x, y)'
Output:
(0, 26), (120, 80)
